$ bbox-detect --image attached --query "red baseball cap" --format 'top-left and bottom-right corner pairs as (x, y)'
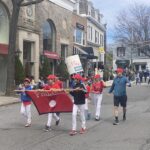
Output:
(73, 74), (82, 80)
(116, 68), (123, 73)
(24, 78), (31, 83)
(94, 74), (101, 79)
(47, 74), (56, 80)
(82, 77), (88, 82)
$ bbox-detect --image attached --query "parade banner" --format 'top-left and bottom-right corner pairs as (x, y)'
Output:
(65, 55), (83, 74)
(26, 91), (73, 115)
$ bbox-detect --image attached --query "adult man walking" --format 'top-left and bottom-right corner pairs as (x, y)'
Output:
(109, 68), (129, 125)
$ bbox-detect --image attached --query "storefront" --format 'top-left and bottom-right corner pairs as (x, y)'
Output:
(0, 2), (9, 93)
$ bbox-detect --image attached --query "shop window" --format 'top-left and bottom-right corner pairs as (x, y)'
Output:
(0, 3), (9, 45)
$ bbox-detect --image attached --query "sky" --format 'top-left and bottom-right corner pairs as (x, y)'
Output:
(92, 0), (150, 44)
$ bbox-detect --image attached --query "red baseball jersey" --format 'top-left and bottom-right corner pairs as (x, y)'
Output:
(91, 81), (104, 94)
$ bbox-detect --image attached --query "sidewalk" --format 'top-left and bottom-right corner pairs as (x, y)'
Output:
(0, 95), (19, 106)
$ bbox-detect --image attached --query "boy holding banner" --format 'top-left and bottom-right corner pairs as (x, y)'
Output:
(18, 78), (32, 127)
(69, 74), (87, 136)
(43, 75), (60, 131)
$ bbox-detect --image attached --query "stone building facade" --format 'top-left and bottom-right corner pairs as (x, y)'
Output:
(0, 0), (74, 93)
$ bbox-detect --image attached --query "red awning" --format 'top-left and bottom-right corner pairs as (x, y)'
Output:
(43, 50), (60, 60)
(0, 43), (8, 55)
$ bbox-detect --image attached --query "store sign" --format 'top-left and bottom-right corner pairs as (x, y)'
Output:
(99, 47), (105, 54)
(65, 55), (83, 74)
(0, 43), (8, 54)
(76, 23), (84, 30)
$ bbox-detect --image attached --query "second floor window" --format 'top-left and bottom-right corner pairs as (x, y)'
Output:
(138, 48), (146, 57)
(117, 47), (125, 57)
(74, 28), (84, 45)
(42, 20), (56, 52)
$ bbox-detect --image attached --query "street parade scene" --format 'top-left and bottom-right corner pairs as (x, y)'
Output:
(0, 0), (150, 150)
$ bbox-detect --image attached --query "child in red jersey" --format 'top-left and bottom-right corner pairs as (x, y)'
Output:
(91, 74), (105, 121)
(82, 77), (91, 120)
(43, 75), (60, 131)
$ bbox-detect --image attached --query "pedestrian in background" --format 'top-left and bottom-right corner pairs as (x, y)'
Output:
(109, 68), (129, 125)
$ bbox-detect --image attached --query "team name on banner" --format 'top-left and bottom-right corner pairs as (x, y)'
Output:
(26, 91), (73, 115)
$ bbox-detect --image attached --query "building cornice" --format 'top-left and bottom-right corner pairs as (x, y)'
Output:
(87, 41), (100, 48)
(48, 0), (75, 12)
(80, 14), (106, 32)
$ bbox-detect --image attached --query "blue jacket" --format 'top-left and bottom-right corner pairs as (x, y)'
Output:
(109, 76), (128, 96)
(20, 86), (32, 102)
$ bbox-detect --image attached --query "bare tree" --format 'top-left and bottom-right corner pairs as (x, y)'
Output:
(6, 0), (44, 95)
(114, 3), (150, 53)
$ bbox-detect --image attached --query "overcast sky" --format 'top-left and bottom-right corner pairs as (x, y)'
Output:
(92, 0), (150, 44)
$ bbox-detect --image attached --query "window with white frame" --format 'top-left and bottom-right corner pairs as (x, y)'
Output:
(74, 28), (85, 45)
(117, 47), (126, 57)
(100, 34), (104, 46)
(95, 30), (99, 44)
(91, 26), (93, 41)
(87, 25), (91, 41)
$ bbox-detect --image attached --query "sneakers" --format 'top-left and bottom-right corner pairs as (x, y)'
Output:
(69, 130), (77, 136)
(43, 125), (52, 132)
(79, 128), (86, 134)
(56, 118), (60, 126)
(113, 120), (119, 125)
(25, 123), (31, 127)
(123, 115), (126, 121)
(95, 116), (100, 121)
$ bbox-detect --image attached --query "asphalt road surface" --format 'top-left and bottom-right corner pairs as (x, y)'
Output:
(0, 84), (150, 150)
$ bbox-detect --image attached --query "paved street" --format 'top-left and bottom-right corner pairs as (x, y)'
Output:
(0, 85), (150, 150)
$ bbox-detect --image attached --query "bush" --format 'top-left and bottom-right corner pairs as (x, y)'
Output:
(56, 60), (69, 80)
(40, 57), (52, 78)
(15, 56), (25, 85)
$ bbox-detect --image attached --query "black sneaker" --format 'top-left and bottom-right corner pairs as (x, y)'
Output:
(123, 115), (126, 121)
(56, 119), (60, 126)
(113, 120), (119, 125)
(43, 125), (51, 132)
(95, 117), (100, 121)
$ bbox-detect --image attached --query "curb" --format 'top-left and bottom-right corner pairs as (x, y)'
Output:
(0, 95), (20, 107)
(0, 101), (20, 107)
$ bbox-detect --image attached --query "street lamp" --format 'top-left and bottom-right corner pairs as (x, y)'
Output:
(15, 49), (22, 57)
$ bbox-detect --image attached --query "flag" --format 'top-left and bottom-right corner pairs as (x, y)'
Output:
(26, 90), (73, 115)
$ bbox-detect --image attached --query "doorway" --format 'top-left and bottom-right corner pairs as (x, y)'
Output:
(23, 41), (33, 77)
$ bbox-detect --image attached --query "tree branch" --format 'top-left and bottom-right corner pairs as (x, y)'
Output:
(20, 0), (44, 7)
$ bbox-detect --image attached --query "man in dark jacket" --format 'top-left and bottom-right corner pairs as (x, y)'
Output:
(109, 68), (129, 125)
(69, 74), (87, 136)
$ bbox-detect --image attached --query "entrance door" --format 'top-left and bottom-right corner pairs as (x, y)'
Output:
(61, 44), (68, 60)
(23, 41), (32, 77)
(0, 56), (7, 93)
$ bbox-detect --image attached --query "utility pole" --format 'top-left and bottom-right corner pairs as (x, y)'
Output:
(130, 27), (133, 70)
